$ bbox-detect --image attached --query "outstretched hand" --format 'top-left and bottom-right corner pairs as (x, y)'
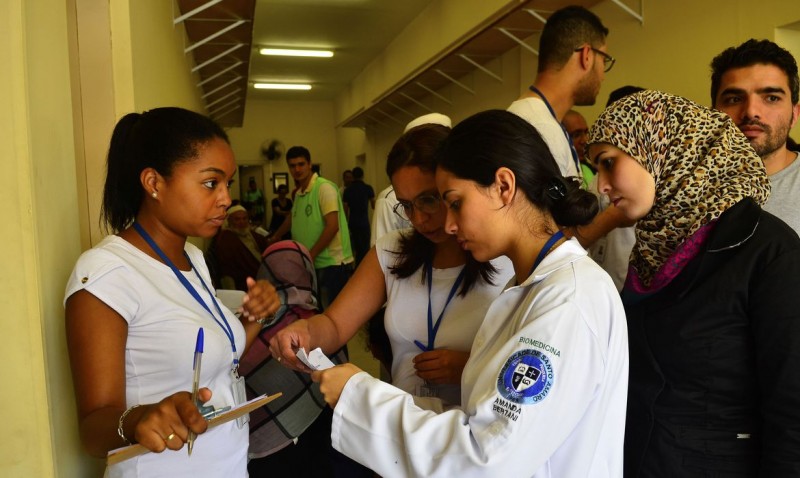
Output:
(311, 363), (362, 408)
(240, 277), (280, 323)
(269, 320), (313, 373)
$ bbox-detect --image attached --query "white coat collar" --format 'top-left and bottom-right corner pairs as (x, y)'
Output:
(517, 237), (587, 287)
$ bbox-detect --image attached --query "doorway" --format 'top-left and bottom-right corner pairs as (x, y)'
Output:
(239, 165), (266, 227)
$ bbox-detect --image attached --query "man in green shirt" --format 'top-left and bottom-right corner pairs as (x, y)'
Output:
(270, 146), (354, 307)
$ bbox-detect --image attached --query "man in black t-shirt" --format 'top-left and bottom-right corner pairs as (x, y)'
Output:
(342, 166), (375, 265)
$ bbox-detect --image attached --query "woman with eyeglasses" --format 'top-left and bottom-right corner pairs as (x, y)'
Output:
(270, 115), (513, 410)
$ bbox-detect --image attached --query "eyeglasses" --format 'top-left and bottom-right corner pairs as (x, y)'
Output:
(393, 193), (442, 221)
(568, 128), (589, 140)
(574, 46), (615, 73)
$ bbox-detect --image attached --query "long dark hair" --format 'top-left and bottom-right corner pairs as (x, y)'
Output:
(385, 124), (497, 296)
(437, 110), (598, 230)
(101, 107), (229, 233)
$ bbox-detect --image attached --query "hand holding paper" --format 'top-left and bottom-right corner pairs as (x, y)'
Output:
(296, 347), (335, 371)
(311, 363), (363, 408)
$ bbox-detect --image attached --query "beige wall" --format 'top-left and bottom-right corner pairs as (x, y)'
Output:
(352, 49), (524, 194)
(335, 0), (519, 124)
(579, 0), (800, 139)
(227, 98), (340, 212)
(342, 0), (800, 190)
(0, 0), (212, 476)
(76, 0), (206, 247)
(129, 0), (205, 112)
(0, 0), (89, 476)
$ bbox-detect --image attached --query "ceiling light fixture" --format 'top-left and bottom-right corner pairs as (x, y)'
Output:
(253, 83), (312, 90)
(259, 48), (333, 58)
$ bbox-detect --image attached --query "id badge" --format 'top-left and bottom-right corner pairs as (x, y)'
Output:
(231, 369), (248, 428)
(415, 381), (438, 398)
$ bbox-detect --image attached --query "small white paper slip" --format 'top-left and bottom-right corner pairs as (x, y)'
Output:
(296, 347), (335, 371)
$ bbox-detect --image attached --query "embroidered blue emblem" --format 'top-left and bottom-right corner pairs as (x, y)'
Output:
(497, 349), (554, 404)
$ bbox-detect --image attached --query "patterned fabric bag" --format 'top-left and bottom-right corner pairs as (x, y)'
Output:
(239, 240), (347, 458)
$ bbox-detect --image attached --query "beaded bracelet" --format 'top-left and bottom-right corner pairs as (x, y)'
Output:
(117, 404), (141, 445)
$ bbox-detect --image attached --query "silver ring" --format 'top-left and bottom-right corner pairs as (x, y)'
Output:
(276, 356), (282, 362)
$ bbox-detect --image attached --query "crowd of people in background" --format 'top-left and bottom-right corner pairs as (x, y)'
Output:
(63, 4), (800, 477)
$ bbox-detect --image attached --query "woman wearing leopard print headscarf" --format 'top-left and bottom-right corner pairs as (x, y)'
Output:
(588, 90), (800, 477)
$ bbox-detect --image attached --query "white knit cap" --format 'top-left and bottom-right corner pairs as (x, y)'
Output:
(403, 113), (452, 133)
(227, 205), (248, 216)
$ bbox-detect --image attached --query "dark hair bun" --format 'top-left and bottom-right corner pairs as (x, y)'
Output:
(438, 110), (599, 228)
(547, 176), (599, 227)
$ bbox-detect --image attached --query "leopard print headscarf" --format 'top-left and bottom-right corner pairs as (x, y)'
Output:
(588, 90), (770, 288)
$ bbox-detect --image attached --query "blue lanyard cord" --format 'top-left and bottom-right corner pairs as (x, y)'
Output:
(528, 86), (582, 174)
(132, 223), (239, 368)
(416, 262), (466, 352)
(528, 230), (566, 279)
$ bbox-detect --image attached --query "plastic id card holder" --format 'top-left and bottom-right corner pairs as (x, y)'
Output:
(231, 372), (249, 428)
(415, 381), (439, 398)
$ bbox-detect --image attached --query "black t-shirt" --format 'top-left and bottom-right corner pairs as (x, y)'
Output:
(269, 197), (292, 231)
(342, 180), (374, 230)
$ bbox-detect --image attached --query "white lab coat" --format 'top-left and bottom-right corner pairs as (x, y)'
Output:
(331, 239), (628, 477)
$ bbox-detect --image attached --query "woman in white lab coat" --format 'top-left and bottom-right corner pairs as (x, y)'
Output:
(310, 109), (629, 478)
(271, 118), (513, 412)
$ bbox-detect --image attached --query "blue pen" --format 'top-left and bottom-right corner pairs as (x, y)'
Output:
(188, 327), (204, 456)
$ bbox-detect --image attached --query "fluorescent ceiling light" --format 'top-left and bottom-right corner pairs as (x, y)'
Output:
(259, 48), (333, 58)
(253, 83), (312, 90)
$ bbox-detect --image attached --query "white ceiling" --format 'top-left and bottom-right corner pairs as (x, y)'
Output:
(248, 0), (434, 101)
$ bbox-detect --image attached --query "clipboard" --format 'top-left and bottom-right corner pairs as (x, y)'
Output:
(107, 393), (282, 466)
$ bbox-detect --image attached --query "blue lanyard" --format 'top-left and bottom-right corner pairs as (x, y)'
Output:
(132, 222), (239, 370)
(528, 86), (582, 174)
(528, 230), (566, 279)
(414, 262), (466, 352)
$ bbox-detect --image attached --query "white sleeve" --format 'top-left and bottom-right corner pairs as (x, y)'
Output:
(331, 301), (608, 477)
(318, 182), (340, 215)
(64, 249), (141, 322)
(371, 193), (399, 246)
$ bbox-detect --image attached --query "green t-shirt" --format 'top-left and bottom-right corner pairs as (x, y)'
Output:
(292, 175), (353, 268)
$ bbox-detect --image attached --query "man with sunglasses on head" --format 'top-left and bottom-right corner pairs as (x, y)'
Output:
(508, 5), (612, 180)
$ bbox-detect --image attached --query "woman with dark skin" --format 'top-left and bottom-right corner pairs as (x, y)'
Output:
(65, 107), (280, 476)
